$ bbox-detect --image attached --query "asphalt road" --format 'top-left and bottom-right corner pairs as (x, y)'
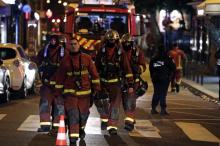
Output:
(0, 82), (220, 146)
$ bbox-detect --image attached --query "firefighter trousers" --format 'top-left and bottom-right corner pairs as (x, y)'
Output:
(99, 83), (122, 131)
(64, 95), (90, 139)
(171, 69), (182, 90)
(122, 83), (138, 124)
(39, 85), (64, 129)
(122, 82), (140, 124)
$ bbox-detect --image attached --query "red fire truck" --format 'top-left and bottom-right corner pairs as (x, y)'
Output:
(65, 0), (147, 54)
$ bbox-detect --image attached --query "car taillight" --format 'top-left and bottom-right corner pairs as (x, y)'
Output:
(13, 60), (20, 67)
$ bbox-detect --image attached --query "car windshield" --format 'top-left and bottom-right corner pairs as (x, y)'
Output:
(0, 48), (16, 60)
(75, 12), (128, 36)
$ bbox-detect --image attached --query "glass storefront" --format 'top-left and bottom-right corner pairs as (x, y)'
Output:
(0, 16), (7, 43)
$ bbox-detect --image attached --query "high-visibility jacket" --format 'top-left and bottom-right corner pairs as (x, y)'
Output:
(55, 51), (101, 96)
(37, 44), (65, 85)
(95, 46), (133, 85)
(168, 47), (186, 70)
(123, 47), (147, 82)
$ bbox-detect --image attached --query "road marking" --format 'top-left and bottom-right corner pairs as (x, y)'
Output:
(142, 107), (219, 110)
(172, 111), (220, 119)
(17, 115), (40, 131)
(129, 120), (161, 138)
(176, 122), (220, 143)
(85, 117), (101, 135)
(150, 119), (220, 121)
(0, 114), (6, 120)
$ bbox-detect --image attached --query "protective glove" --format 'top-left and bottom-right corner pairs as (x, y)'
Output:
(132, 65), (141, 74)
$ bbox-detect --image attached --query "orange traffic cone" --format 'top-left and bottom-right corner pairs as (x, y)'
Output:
(56, 115), (67, 146)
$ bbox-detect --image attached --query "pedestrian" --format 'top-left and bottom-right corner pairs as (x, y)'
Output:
(215, 48), (220, 101)
(95, 29), (134, 135)
(54, 37), (101, 144)
(168, 42), (186, 93)
(149, 44), (176, 115)
(121, 33), (147, 131)
(37, 34), (65, 133)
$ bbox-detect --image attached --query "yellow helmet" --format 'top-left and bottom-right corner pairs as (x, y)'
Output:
(121, 33), (133, 43)
(104, 29), (119, 40)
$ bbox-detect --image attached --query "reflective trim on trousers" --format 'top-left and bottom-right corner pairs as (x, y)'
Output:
(70, 133), (80, 138)
(75, 89), (91, 96)
(126, 74), (133, 78)
(63, 89), (76, 94)
(53, 123), (60, 127)
(92, 79), (100, 84)
(50, 81), (56, 85)
(107, 126), (117, 130)
(55, 85), (64, 89)
(101, 118), (108, 122)
(101, 78), (118, 83)
(135, 78), (140, 82)
(40, 122), (51, 126)
(125, 117), (135, 123)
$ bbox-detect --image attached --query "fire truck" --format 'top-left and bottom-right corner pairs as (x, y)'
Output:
(65, 0), (147, 55)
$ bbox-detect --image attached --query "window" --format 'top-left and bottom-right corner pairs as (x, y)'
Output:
(17, 47), (28, 59)
(75, 12), (128, 36)
(0, 48), (16, 60)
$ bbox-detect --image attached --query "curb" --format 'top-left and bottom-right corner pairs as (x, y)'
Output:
(181, 78), (220, 105)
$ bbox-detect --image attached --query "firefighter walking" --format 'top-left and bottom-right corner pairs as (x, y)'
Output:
(168, 43), (186, 93)
(121, 33), (147, 131)
(54, 37), (101, 144)
(95, 30), (133, 135)
(37, 35), (65, 132)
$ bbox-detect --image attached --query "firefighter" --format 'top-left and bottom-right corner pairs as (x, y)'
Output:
(149, 45), (176, 115)
(168, 42), (186, 93)
(54, 37), (101, 144)
(37, 34), (65, 133)
(121, 33), (147, 131)
(95, 29), (134, 135)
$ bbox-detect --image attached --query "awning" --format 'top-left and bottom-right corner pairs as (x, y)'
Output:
(0, 0), (6, 7)
(197, 0), (220, 8)
(197, 0), (220, 15)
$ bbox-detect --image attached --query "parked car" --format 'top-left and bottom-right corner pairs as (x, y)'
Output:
(0, 43), (37, 98)
(0, 59), (10, 103)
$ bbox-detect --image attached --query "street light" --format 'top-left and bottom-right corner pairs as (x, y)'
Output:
(63, 2), (68, 6)
(58, 0), (62, 4)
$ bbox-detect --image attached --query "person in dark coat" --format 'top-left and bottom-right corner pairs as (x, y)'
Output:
(149, 44), (176, 115)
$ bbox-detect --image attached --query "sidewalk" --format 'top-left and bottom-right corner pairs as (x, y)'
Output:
(182, 76), (219, 103)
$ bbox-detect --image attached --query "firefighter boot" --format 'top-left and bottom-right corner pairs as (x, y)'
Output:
(79, 128), (86, 139)
(176, 84), (180, 93)
(101, 121), (107, 130)
(70, 137), (78, 144)
(124, 121), (134, 132)
(47, 127), (58, 137)
(171, 88), (176, 92)
(108, 128), (117, 135)
(38, 125), (50, 132)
